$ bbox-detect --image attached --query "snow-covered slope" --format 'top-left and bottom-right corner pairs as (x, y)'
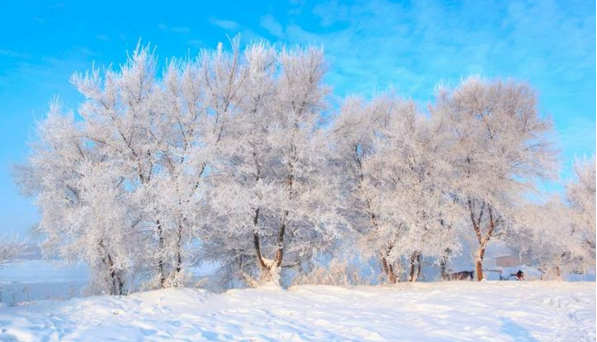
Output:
(0, 282), (594, 342)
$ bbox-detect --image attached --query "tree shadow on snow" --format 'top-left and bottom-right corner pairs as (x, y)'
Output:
(499, 318), (539, 342)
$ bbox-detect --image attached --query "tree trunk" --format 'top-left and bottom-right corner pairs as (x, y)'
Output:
(108, 257), (124, 295)
(417, 254), (422, 280)
(105, 253), (123, 295)
(409, 252), (421, 282)
(381, 256), (397, 284)
(439, 249), (451, 281)
(174, 223), (183, 279)
(99, 239), (124, 295)
(250, 208), (283, 285)
(156, 220), (166, 288)
(252, 209), (267, 269)
(467, 200), (496, 282)
(274, 210), (288, 268)
(475, 244), (487, 281)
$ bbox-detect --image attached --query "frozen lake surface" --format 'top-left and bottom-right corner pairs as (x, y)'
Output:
(0, 260), (89, 304)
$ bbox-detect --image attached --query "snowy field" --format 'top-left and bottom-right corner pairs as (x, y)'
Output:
(0, 282), (594, 342)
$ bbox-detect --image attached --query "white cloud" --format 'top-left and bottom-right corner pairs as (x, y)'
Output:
(170, 27), (190, 34)
(209, 17), (240, 31)
(158, 24), (190, 35)
(260, 15), (285, 38)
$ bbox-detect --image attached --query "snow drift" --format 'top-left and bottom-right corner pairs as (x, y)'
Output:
(0, 282), (594, 342)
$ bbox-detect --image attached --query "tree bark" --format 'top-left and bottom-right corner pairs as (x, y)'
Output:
(252, 208), (269, 271)
(174, 222), (183, 279)
(475, 244), (487, 281)
(274, 211), (288, 268)
(417, 254), (422, 280)
(99, 239), (124, 295)
(106, 252), (124, 295)
(439, 249), (451, 280)
(274, 161), (294, 269)
(467, 199), (497, 281)
(381, 256), (397, 284)
(251, 208), (281, 284)
(409, 252), (421, 282)
(156, 220), (166, 288)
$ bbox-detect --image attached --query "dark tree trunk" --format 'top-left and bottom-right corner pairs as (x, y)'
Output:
(175, 222), (183, 278)
(381, 256), (398, 284)
(251, 208), (283, 284)
(107, 253), (124, 295)
(409, 252), (421, 282)
(417, 254), (422, 279)
(252, 208), (267, 270)
(274, 211), (288, 268)
(475, 244), (487, 281)
(99, 239), (124, 295)
(439, 249), (451, 281)
(467, 199), (497, 281)
(156, 220), (166, 288)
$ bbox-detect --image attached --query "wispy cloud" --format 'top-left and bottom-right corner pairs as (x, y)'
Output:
(264, 0), (595, 106)
(209, 17), (265, 43)
(0, 47), (97, 90)
(260, 15), (285, 38)
(209, 17), (240, 31)
(249, 0), (594, 166)
(158, 23), (190, 35)
(0, 49), (31, 58)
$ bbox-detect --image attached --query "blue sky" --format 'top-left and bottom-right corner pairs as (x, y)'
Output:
(0, 0), (595, 236)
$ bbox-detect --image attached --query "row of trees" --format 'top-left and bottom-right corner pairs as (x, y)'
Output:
(15, 41), (595, 294)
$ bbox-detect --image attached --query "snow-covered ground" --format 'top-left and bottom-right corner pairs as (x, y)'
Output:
(0, 282), (594, 342)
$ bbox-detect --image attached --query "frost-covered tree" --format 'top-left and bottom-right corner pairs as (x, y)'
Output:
(522, 158), (596, 278)
(519, 158), (597, 278)
(201, 43), (342, 286)
(566, 157), (596, 268)
(136, 40), (249, 287)
(375, 100), (463, 282)
(70, 48), (166, 289)
(331, 96), (398, 283)
(514, 196), (592, 279)
(15, 42), (244, 292)
(16, 39), (572, 291)
(15, 102), (134, 294)
(332, 96), (462, 283)
(16, 41), (344, 291)
(434, 77), (557, 280)
(0, 236), (27, 267)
